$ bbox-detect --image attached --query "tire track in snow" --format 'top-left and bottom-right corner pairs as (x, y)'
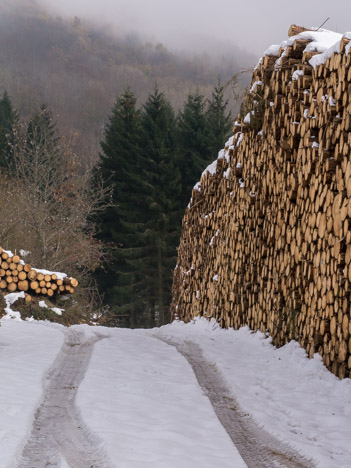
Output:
(16, 328), (113, 468)
(158, 337), (316, 468)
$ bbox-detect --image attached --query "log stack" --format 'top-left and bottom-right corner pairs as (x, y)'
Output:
(0, 246), (78, 300)
(171, 27), (351, 379)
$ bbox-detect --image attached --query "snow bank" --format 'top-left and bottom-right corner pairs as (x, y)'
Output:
(0, 321), (64, 466)
(155, 318), (351, 468)
(2, 292), (26, 321)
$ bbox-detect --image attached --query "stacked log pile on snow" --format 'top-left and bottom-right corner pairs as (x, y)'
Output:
(0, 246), (78, 300)
(171, 26), (351, 379)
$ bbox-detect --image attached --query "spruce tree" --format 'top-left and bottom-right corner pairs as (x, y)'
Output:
(206, 79), (233, 157)
(140, 86), (181, 325)
(94, 88), (151, 327)
(0, 91), (19, 169)
(176, 91), (212, 208)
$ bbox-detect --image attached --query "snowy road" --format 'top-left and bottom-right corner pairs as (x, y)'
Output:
(16, 328), (113, 468)
(160, 338), (315, 468)
(1, 318), (351, 467)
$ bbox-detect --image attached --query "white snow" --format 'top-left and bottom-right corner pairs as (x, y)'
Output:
(0, 320), (64, 467)
(77, 328), (246, 467)
(155, 319), (351, 468)
(51, 308), (63, 316)
(225, 136), (234, 146)
(38, 300), (64, 316)
(329, 96), (337, 106)
(218, 147), (230, 163)
(19, 249), (30, 258)
(308, 32), (351, 68)
(212, 274), (219, 281)
(263, 43), (282, 57)
(32, 268), (67, 280)
(244, 112), (251, 124)
(256, 29), (343, 71)
(287, 29), (342, 53)
(1, 318), (351, 467)
(193, 181), (202, 192)
(3, 292), (26, 321)
(250, 80), (262, 94)
(292, 69), (303, 80)
(202, 159), (217, 177)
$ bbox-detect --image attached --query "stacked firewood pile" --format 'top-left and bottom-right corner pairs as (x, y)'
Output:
(171, 26), (351, 379)
(0, 246), (78, 301)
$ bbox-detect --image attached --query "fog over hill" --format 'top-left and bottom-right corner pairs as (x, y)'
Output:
(36, 0), (351, 55)
(0, 0), (256, 163)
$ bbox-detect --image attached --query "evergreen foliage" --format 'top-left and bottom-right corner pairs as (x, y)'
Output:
(176, 91), (212, 208)
(94, 85), (235, 328)
(206, 79), (233, 157)
(0, 91), (19, 169)
(94, 88), (151, 328)
(140, 86), (181, 325)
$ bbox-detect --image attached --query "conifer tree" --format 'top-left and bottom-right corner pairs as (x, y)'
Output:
(0, 91), (19, 169)
(94, 88), (151, 327)
(206, 79), (233, 156)
(140, 86), (181, 325)
(176, 91), (212, 208)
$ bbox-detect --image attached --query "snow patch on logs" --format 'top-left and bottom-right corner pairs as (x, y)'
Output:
(0, 245), (78, 303)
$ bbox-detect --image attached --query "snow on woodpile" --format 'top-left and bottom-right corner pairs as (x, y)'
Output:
(172, 25), (351, 379)
(0, 245), (78, 303)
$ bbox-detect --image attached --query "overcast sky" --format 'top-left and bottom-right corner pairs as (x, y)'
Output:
(39, 0), (351, 57)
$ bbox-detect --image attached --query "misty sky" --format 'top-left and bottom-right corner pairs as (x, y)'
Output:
(39, 0), (351, 57)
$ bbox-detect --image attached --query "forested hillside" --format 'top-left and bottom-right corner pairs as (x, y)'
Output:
(0, 0), (256, 327)
(0, 0), (254, 164)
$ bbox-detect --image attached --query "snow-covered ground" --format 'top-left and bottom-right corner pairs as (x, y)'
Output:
(0, 317), (350, 467)
(153, 319), (351, 468)
(77, 327), (245, 468)
(0, 320), (63, 467)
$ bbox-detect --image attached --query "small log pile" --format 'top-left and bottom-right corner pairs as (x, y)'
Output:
(0, 246), (78, 301)
(171, 27), (351, 379)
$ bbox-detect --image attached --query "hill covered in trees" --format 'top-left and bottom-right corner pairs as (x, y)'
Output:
(0, 0), (257, 326)
(0, 0), (255, 165)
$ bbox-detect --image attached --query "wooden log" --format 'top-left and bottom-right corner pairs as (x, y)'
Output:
(18, 280), (29, 292)
(288, 25), (312, 37)
(7, 283), (17, 292)
(18, 271), (27, 281)
(27, 270), (37, 280)
(30, 281), (39, 290)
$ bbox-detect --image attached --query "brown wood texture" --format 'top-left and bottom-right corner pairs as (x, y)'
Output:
(171, 31), (351, 379)
(0, 248), (78, 298)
